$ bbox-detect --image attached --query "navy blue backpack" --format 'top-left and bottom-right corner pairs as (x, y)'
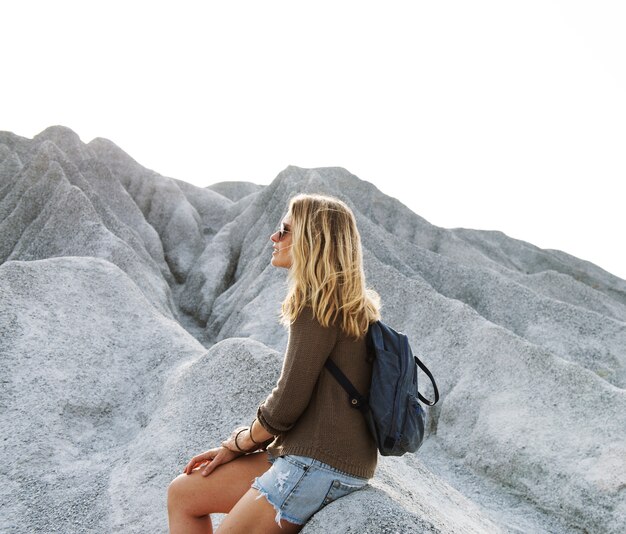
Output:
(325, 320), (439, 456)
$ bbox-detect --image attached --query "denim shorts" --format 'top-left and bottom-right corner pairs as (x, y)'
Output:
(251, 452), (369, 527)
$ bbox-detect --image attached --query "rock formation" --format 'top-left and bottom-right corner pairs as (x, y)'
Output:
(1, 126), (624, 533)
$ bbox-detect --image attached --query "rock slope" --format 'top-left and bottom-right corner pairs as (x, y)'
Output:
(1, 126), (624, 533)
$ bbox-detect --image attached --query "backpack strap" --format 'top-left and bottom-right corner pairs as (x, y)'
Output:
(324, 359), (369, 413)
(415, 356), (439, 406)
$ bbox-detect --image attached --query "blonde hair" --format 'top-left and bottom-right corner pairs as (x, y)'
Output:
(280, 193), (381, 339)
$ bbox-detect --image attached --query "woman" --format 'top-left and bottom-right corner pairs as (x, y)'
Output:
(168, 193), (381, 533)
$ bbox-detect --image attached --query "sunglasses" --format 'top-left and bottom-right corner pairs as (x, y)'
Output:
(277, 223), (291, 241)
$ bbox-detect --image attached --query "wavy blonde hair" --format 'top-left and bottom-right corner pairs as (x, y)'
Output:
(280, 193), (381, 339)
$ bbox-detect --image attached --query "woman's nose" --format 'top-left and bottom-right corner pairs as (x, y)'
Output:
(270, 231), (279, 243)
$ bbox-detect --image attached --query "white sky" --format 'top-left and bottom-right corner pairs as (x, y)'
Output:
(2, 1), (625, 280)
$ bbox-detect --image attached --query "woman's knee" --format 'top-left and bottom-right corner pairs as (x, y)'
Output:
(168, 471), (223, 517)
(168, 473), (197, 513)
(167, 474), (183, 505)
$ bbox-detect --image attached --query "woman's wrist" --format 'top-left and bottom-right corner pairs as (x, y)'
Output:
(249, 418), (275, 443)
(235, 429), (272, 453)
(235, 428), (256, 452)
(249, 418), (263, 445)
(239, 428), (257, 452)
(222, 421), (274, 455)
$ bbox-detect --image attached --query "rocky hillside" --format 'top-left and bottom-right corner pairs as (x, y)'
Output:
(1, 126), (624, 533)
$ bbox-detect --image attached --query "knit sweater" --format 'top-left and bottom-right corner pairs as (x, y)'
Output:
(257, 306), (378, 479)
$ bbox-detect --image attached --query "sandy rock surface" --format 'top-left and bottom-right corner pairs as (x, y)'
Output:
(1, 126), (624, 533)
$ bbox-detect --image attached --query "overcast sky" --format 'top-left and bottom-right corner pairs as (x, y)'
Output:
(2, 1), (625, 279)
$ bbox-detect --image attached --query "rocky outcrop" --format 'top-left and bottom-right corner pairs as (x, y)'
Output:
(1, 126), (624, 533)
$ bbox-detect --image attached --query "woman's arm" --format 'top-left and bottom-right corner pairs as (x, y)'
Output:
(221, 307), (337, 454)
(256, 306), (338, 434)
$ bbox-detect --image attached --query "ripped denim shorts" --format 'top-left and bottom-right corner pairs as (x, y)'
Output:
(251, 452), (369, 527)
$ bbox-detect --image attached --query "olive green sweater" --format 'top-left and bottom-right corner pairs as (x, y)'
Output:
(257, 306), (378, 479)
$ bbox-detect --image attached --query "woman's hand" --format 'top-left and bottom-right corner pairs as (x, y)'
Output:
(183, 446), (244, 477)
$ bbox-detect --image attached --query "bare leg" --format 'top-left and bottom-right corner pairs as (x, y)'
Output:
(216, 487), (303, 534)
(167, 451), (272, 534)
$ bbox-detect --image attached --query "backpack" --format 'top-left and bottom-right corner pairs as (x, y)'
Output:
(324, 320), (439, 456)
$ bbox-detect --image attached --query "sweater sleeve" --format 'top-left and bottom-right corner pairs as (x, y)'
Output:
(257, 306), (338, 435)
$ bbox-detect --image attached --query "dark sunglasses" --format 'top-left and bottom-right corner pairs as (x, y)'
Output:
(277, 223), (291, 241)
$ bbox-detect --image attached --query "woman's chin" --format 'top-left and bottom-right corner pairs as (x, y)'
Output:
(271, 257), (291, 269)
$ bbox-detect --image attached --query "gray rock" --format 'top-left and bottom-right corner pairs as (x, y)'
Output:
(0, 257), (204, 533)
(208, 180), (264, 202)
(88, 136), (206, 283)
(173, 178), (234, 238)
(0, 139), (178, 321)
(1, 126), (624, 533)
